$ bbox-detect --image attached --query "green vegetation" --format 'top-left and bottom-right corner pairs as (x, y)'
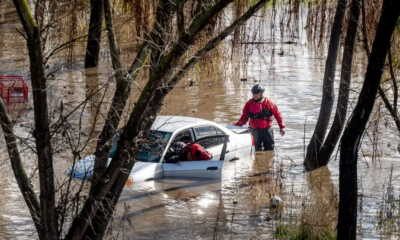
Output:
(275, 223), (336, 240)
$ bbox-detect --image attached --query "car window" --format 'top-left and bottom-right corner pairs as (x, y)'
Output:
(137, 131), (171, 163)
(194, 125), (223, 149)
(194, 126), (217, 138)
(164, 130), (192, 163)
(173, 130), (192, 144)
(215, 127), (227, 145)
(216, 128), (225, 136)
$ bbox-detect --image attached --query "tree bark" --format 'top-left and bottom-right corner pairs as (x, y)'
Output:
(12, 0), (58, 238)
(85, 1), (168, 238)
(379, 84), (400, 132)
(149, 0), (173, 75)
(177, 0), (185, 37)
(90, 0), (169, 187)
(316, 0), (361, 167)
(65, 1), (235, 239)
(82, 2), (270, 239)
(337, 1), (400, 239)
(377, 46), (400, 132)
(0, 99), (43, 239)
(88, 0), (270, 236)
(85, 0), (103, 68)
(304, 0), (348, 167)
(360, 0), (400, 134)
(103, 0), (121, 71)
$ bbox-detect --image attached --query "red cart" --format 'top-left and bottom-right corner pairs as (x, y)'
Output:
(0, 76), (29, 104)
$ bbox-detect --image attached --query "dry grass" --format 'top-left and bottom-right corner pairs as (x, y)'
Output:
(247, 151), (281, 206)
(242, 153), (338, 239)
(375, 165), (400, 237)
(243, 151), (337, 240)
(275, 167), (338, 240)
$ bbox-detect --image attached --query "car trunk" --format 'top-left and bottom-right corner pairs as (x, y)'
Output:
(223, 124), (250, 134)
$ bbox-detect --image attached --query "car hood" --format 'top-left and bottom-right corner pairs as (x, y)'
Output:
(66, 155), (162, 182)
(66, 155), (98, 179)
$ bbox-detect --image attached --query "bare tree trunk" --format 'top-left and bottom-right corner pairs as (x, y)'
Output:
(103, 0), (121, 71)
(338, 0), (400, 238)
(360, 0), (400, 134)
(149, 0), (173, 74)
(379, 47), (400, 132)
(34, 0), (44, 29)
(65, 1), (235, 239)
(304, 0), (348, 167)
(85, 0), (103, 68)
(360, 0), (370, 57)
(90, 0), (168, 187)
(378, 78), (400, 131)
(28, 25), (58, 240)
(316, 0), (361, 166)
(177, 0), (185, 37)
(12, 0), (58, 238)
(0, 99), (43, 239)
(85, 1), (169, 238)
(83, 2), (270, 239)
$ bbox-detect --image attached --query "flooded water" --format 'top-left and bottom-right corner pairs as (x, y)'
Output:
(1, 2), (400, 239)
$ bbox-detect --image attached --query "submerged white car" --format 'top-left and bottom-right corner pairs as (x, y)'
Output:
(66, 116), (255, 182)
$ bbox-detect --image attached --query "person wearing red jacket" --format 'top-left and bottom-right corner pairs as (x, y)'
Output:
(235, 84), (285, 151)
(164, 141), (213, 163)
(181, 142), (213, 161)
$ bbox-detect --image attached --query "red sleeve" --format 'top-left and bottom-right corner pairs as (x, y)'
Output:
(264, 99), (285, 128)
(191, 144), (212, 160)
(235, 101), (250, 126)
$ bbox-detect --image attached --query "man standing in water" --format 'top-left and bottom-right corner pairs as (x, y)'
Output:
(235, 84), (285, 151)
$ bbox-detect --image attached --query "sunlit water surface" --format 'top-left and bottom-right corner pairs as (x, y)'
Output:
(1, 2), (399, 239)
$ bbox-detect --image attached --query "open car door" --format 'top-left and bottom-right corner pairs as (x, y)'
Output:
(163, 135), (229, 179)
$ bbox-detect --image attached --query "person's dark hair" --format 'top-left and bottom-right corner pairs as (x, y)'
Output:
(251, 84), (265, 94)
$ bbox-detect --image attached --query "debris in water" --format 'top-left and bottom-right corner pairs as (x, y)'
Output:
(269, 195), (283, 208)
(189, 79), (195, 87)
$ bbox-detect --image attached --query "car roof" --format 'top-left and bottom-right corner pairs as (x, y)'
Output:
(151, 116), (215, 132)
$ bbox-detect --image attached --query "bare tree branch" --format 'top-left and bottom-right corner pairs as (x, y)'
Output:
(0, 98), (43, 239)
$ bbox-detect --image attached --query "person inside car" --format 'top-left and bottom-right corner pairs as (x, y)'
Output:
(165, 141), (213, 163)
(164, 142), (186, 163)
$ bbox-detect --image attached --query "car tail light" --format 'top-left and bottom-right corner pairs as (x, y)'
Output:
(250, 133), (255, 146)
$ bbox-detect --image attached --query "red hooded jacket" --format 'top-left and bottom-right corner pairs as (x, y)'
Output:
(235, 97), (285, 129)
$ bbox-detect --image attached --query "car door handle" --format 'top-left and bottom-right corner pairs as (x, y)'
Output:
(207, 167), (218, 171)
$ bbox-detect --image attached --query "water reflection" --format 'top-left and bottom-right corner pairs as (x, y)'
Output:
(1, 2), (400, 239)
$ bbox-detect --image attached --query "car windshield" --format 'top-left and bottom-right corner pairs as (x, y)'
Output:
(137, 131), (171, 163)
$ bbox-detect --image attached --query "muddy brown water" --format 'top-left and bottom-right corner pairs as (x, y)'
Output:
(1, 3), (400, 239)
